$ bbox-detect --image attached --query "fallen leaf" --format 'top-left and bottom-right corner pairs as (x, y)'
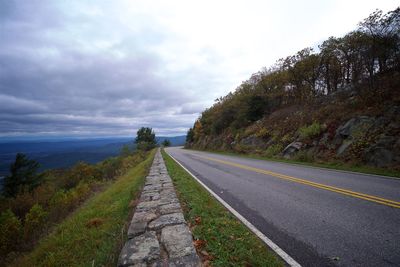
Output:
(195, 216), (202, 225)
(200, 250), (209, 256)
(202, 260), (211, 267)
(193, 239), (206, 249)
(85, 218), (104, 228)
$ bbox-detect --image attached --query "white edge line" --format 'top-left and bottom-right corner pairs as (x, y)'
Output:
(165, 150), (302, 267)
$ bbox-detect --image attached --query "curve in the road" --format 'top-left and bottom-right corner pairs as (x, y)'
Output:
(166, 147), (400, 267)
(168, 152), (302, 267)
(198, 155), (400, 209)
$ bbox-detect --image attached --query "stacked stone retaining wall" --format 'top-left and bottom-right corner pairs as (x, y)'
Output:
(118, 149), (200, 267)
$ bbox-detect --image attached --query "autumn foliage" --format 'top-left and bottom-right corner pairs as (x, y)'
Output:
(187, 8), (400, 142)
(0, 150), (148, 262)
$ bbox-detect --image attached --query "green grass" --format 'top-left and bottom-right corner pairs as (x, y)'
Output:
(161, 149), (283, 267)
(12, 150), (156, 267)
(189, 148), (400, 179)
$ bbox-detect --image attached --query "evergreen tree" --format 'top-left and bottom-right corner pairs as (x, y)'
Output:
(162, 139), (171, 147)
(135, 127), (156, 151)
(3, 153), (43, 197)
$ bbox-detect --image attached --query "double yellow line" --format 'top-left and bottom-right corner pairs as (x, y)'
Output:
(199, 155), (400, 209)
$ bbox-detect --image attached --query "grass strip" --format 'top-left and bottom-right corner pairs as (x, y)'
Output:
(189, 148), (400, 179)
(162, 149), (283, 267)
(13, 150), (156, 267)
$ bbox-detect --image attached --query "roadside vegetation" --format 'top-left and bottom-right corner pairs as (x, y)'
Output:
(0, 127), (158, 266)
(162, 149), (283, 267)
(11, 149), (155, 266)
(186, 8), (400, 171)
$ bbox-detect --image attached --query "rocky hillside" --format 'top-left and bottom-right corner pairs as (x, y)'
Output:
(186, 8), (400, 170)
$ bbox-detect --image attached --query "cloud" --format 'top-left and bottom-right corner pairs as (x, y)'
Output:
(0, 0), (398, 137)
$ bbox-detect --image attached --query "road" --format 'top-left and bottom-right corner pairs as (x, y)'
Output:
(165, 147), (400, 267)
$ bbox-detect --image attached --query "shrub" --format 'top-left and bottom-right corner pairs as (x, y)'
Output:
(233, 143), (250, 154)
(98, 157), (122, 180)
(281, 134), (292, 144)
(299, 122), (323, 140)
(75, 182), (91, 202)
(255, 127), (270, 139)
(60, 162), (102, 189)
(10, 188), (35, 219)
(264, 144), (283, 157)
(0, 196), (9, 214)
(64, 190), (79, 211)
(33, 184), (56, 208)
(0, 209), (22, 256)
(293, 150), (314, 162)
(48, 191), (68, 220)
(24, 204), (48, 241)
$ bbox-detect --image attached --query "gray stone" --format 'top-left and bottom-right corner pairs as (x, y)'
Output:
(136, 201), (160, 211)
(161, 224), (199, 259)
(160, 192), (176, 199)
(141, 192), (160, 201)
(375, 135), (397, 146)
(150, 261), (168, 267)
(146, 178), (161, 185)
(337, 118), (356, 138)
(365, 146), (394, 167)
(169, 254), (202, 267)
(336, 116), (374, 139)
(148, 213), (185, 230)
(162, 182), (174, 188)
(160, 202), (181, 215)
(128, 221), (147, 238)
(160, 188), (176, 196)
(240, 134), (267, 149)
(143, 184), (162, 192)
(282, 141), (303, 158)
(140, 194), (152, 202)
(131, 211), (157, 223)
(118, 231), (160, 266)
(337, 140), (353, 156)
(159, 196), (179, 206)
(119, 149), (200, 266)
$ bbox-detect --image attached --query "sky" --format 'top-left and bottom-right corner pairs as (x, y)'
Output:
(0, 0), (398, 139)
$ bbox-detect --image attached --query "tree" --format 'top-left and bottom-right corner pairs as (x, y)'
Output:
(3, 153), (43, 197)
(135, 127), (156, 151)
(161, 139), (171, 147)
(186, 128), (194, 144)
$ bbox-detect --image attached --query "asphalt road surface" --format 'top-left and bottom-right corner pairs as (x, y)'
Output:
(165, 147), (400, 267)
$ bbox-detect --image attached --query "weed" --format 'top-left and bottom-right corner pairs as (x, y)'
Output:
(265, 144), (283, 157)
(293, 150), (314, 162)
(299, 122), (324, 140)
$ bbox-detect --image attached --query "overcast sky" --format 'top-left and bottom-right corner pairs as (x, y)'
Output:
(0, 0), (398, 138)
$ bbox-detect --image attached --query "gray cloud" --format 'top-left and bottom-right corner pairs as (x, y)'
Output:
(2, 0), (396, 138)
(0, 0), (215, 137)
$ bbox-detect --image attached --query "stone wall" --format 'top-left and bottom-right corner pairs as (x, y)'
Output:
(118, 149), (200, 267)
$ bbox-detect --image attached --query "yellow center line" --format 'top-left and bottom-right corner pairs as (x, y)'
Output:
(198, 155), (400, 209)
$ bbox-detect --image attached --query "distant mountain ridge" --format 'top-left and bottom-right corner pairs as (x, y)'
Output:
(0, 135), (186, 176)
